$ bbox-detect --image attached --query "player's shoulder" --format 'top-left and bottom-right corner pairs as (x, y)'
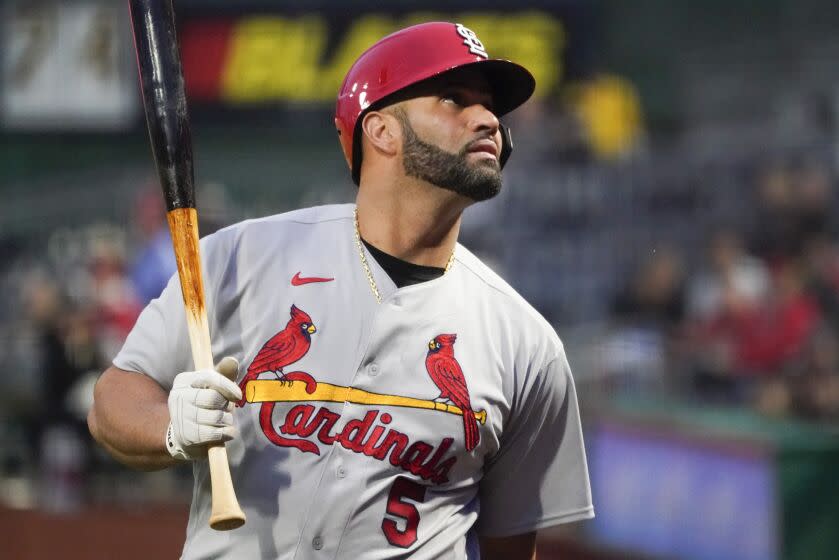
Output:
(200, 204), (352, 248)
(220, 203), (351, 235)
(454, 245), (564, 354)
(453, 244), (545, 320)
(251, 203), (354, 226)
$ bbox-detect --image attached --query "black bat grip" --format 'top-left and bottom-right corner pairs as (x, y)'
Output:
(128, 0), (195, 211)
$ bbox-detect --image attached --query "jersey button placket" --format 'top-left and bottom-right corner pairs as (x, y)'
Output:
(368, 362), (379, 376)
(336, 464), (347, 479)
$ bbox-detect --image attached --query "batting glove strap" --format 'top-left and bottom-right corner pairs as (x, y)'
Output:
(166, 421), (192, 461)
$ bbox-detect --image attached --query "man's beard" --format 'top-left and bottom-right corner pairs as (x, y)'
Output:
(397, 113), (502, 202)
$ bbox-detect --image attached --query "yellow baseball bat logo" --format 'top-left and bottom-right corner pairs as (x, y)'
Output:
(245, 380), (487, 425)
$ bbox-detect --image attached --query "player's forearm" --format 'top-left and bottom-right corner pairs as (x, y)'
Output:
(88, 422), (175, 471)
(88, 366), (178, 471)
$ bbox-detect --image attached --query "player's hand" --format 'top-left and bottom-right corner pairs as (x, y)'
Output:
(166, 356), (243, 461)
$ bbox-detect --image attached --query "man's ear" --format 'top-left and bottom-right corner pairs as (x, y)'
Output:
(360, 110), (400, 157)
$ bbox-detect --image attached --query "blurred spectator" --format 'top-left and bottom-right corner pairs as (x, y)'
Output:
(737, 260), (821, 373)
(21, 272), (101, 428)
(792, 160), (834, 241)
(794, 326), (839, 421)
(755, 325), (839, 421)
(21, 270), (102, 511)
(749, 161), (799, 264)
(564, 74), (646, 161)
(686, 227), (770, 322)
(750, 159), (835, 266)
(802, 232), (839, 329)
(683, 229), (770, 401)
(688, 259), (821, 400)
(129, 187), (177, 305)
(604, 248), (685, 393)
(88, 235), (142, 361)
(14, 224), (145, 510)
(612, 248), (686, 329)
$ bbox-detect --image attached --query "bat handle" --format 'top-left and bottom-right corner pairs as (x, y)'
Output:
(207, 356), (246, 530)
(168, 208), (246, 530)
(208, 442), (246, 530)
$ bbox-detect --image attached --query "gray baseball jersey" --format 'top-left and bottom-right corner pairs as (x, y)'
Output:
(114, 203), (593, 559)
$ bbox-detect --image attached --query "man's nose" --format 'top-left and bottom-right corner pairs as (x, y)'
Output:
(467, 103), (500, 134)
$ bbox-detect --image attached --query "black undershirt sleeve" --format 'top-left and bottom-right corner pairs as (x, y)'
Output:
(361, 238), (445, 288)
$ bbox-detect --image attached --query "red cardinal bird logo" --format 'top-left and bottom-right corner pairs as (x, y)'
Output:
(425, 334), (480, 451)
(237, 304), (317, 406)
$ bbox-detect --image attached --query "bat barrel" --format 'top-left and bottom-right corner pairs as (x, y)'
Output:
(128, 0), (195, 211)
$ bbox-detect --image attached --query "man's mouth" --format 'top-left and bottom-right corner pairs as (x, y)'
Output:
(466, 139), (499, 159)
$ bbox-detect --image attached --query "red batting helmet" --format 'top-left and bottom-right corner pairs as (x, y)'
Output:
(334, 21), (536, 185)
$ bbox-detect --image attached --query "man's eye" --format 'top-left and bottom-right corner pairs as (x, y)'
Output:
(442, 93), (462, 105)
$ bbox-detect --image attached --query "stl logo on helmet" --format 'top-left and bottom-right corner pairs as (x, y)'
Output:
(455, 23), (488, 59)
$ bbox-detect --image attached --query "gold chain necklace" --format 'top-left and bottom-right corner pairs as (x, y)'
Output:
(353, 207), (455, 304)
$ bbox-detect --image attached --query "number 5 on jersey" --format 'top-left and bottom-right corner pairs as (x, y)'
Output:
(382, 477), (427, 548)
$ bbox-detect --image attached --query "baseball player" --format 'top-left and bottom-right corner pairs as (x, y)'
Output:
(89, 22), (593, 559)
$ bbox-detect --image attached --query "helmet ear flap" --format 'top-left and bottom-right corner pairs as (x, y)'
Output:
(499, 124), (513, 168)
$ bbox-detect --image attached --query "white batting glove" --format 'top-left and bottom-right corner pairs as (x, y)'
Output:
(166, 356), (243, 461)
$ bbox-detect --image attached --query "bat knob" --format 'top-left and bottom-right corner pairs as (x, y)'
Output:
(209, 511), (247, 531)
(216, 356), (240, 382)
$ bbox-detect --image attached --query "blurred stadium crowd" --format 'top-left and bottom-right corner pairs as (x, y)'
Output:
(590, 155), (839, 419)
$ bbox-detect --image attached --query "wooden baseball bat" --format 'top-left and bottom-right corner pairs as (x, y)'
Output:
(128, 0), (246, 530)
